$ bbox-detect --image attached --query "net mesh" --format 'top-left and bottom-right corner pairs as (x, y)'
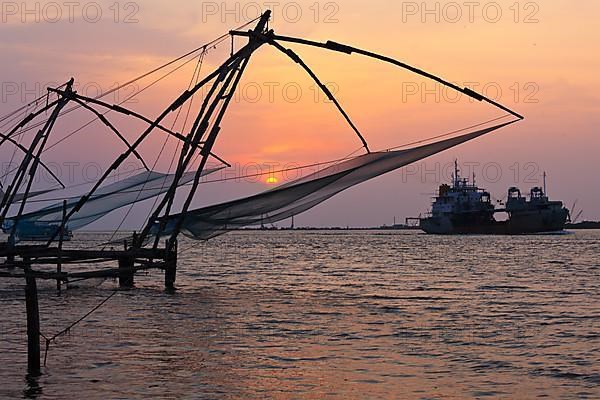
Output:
(155, 121), (514, 240)
(15, 168), (223, 231)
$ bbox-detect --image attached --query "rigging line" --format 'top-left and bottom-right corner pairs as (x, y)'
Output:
(268, 39), (370, 153)
(63, 276), (109, 285)
(98, 15), (260, 102)
(0, 103), (32, 125)
(106, 52), (208, 247)
(0, 49), (205, 184)
(10, 49), (203, 146)
(45, 54), (202, 150)
(42, 289), (118, 366)
(191, 157), (364, 184)
(9, 167), (147, 204)
(0, 83), (65, 123)
(17, 37), (226, 156)
(1, 104), (30, 188)
(181, 53), (207, 137)
(16, 116), (511, 206)
(138, 53), (207, 230)
(71, 98), (150, 171)
(160, 116), (515, 185)
(0, 91), (62, 142)
(266, 34), (524, 120)
(166, 51), (207, 133)
(0, 102), (39, 131)
(341, 145), (367, 161)
(7, 17), (262, 141)
(386, 114), (512, 151)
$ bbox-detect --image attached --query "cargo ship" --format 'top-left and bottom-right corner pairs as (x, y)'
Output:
(418, 161), (569, 234)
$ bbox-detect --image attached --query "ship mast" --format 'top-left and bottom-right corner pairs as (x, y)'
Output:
(543, 171), (547, 195)
(454, 159), (460, 187)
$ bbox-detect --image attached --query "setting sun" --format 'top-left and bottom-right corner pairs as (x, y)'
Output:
(266, 176), (279, 185)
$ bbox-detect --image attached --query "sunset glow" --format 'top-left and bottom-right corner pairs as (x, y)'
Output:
(266, 176), (279, 185)
(0, 0), (598, 227)
(0, 3), (598, 398)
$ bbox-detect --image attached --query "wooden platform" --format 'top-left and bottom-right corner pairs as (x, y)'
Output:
(0, 241), (178, 288)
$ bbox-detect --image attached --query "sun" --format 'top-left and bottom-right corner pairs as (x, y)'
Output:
(266, 176), (279, 185)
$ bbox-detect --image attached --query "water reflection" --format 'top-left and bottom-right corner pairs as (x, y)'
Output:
(24, 374), (42, 399)
(0, 230), (598, 399)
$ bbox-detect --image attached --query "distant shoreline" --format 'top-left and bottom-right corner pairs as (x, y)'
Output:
(564, 221), (600, 230)
(236, 221), (600, 232)
(69, 221), (600, 234)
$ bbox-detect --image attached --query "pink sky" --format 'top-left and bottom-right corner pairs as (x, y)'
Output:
(1, 1), (598, 227)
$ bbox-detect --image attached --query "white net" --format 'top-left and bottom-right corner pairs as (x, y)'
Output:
(16, 168), (223, 231)
(155, 121), (515, 240)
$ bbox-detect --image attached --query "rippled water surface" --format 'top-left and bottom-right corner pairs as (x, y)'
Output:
(1, 230), (599, 399)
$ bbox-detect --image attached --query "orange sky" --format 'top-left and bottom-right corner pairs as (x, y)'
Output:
(1, 1), (598, 227)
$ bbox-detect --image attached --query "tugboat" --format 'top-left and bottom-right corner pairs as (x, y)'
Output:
(419, 161), (569, 234)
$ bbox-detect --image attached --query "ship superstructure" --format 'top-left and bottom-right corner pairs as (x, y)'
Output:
(420, 162), (569, 234)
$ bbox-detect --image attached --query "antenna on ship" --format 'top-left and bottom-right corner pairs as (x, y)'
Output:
(543, 171), (547, 195)
(454, 159), (459, 186)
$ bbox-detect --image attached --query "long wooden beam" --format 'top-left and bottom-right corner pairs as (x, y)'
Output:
(230, 30), (524, 120)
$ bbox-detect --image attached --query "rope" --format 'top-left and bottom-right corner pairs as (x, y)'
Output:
(0, 19), (242, 186)
(105, 51), (208, 247)
(1, 103), (31, 188)
(74, 114), (512, 249)
(138, 51), (207, 232)
(41, 289), (118, 366)
(0, 46), (211, 183)
(0, 84), (65, 123)
(35, 50), (204, 151)
(169, 115), (513, 184)
(12, 115), (513, 206)
(5, 16), (262, 141)
(387, 114), (511, 151)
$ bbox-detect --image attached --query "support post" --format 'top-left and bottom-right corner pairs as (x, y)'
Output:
(57, 200), (67, 292)
(6, 254), (15, 270)
(118, 240), (134, 288)
(164, 239), (177, 291)
(7, 233), (16, 270)
(118, 256), (135, 288)
(24, 264), (41, 376)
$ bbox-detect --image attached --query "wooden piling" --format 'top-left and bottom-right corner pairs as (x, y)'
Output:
(24, 264), (41, 376)
(7, 234), (16, 270)
(118, 239), (134, 288)
(164, 239), (177, 290)
(118, 256), (135, 288)
(57, 200), (67, 292)
(6, 254), (15, 269)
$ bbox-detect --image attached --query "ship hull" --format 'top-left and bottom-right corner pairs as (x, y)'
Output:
(420, 208), (569, 235)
